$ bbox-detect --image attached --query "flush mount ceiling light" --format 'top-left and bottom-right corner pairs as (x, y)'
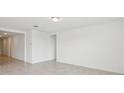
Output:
(51, 17), (60, 22)
(33, 25), (39, 27)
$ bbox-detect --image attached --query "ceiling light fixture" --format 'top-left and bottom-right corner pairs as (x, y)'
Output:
(33, 25), (39, 27)
(51, 17), (60, 22)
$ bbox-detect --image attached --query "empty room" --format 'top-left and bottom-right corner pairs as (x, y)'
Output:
(0, 17), (124, 75)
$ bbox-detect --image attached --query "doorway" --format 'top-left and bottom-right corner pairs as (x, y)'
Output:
(0, 31), (26, 62)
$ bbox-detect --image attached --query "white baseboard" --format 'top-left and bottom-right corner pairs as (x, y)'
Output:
(32, 59), (55, 64)
(57, 61), (123, 74)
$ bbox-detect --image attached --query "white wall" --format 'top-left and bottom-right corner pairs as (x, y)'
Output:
(26, 31), (32, 63)
(57, 21), (124, 74)
(11, 34), (25, 61)
(32, 30), (55, 64)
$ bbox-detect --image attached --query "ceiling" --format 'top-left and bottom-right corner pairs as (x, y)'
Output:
(0, 31), (22, 38)
(0, 17), (123, 33)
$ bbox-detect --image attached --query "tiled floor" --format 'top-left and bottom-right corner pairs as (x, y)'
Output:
(0, 56), (121, 75)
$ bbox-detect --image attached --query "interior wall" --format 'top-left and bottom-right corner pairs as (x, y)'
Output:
(32, 30), (55, 64)
(11, 34), (25, 61)
(57, 21), (124, 74)
(26, 31), (32, 63)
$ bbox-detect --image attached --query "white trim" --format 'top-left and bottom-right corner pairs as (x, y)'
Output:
(24, 32), (27, 63)
(32, 59), (55, 64)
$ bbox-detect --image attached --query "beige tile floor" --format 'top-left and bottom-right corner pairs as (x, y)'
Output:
(0, 56), (121, 75)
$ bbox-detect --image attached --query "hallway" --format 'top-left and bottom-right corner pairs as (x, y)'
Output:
(0, 56), (120, 75)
